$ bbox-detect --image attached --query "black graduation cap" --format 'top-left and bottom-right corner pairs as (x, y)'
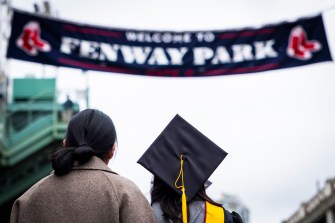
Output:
(137, 114), (228, 201)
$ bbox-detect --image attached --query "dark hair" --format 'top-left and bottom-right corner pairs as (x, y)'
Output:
(50, 109), (117, 176)
(151, 176), (222, 222)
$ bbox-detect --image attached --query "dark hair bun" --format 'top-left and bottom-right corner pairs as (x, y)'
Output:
(73, 145), (95, 163)
(51, 148), (75, 176)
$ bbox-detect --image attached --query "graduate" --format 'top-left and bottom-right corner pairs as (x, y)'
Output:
(138, 114), (243, 223)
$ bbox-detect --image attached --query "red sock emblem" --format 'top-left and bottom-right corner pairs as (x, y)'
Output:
(16, 21), (51, 56)
(287, 26), (321, 60)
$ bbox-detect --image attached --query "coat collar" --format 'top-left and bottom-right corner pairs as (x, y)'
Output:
(72, 156), (118, 175)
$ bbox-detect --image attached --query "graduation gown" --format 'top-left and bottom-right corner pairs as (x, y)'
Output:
(152, 201), (243, 223)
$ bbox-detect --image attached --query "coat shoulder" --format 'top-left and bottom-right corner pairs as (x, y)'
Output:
(100, 170), (145, 200)
(101, 170), (139, 189)
(14, 174), (52, 202)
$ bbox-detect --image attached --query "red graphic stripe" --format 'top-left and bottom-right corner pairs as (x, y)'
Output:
(63, 25), (122, 38)
(204, 63), (279, 75)
(219, 28), (275, 39)
(58, 58), (279, 76)
(58, 58), (137, 73)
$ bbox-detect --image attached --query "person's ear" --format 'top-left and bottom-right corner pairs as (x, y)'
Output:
(106, 143), (116, 160)
(63, 139), (67, 147)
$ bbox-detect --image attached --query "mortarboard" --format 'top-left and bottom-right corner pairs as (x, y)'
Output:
(137, 114), (228, 222)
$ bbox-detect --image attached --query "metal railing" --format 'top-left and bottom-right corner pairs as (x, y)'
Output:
(0, 89), (59, 166)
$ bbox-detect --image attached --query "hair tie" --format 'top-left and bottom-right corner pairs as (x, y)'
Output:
(75, 144), (95, 154)
(73, 144), (95, 163)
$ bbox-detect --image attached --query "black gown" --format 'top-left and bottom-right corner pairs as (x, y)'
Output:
(152, 201), (244, 223)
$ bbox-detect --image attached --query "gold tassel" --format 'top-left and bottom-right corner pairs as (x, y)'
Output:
(181, 187), (188, 223)
(175, 155), (188, 223)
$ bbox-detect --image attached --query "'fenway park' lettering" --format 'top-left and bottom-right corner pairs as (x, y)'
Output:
(6, 9), (332, 77)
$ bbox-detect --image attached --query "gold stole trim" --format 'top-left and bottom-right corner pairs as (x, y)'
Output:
(205, 201), (224, 223)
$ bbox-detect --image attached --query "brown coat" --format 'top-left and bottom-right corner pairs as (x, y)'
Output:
(10, 157), (155, 223)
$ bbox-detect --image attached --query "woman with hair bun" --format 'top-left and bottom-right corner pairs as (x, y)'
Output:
(10, 109), (155, 223)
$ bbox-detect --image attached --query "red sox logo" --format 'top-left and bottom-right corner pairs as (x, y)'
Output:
(287, 26), (321, 60)
(16, 21), (51, 56)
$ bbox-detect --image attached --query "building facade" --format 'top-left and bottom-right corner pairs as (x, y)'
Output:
(283, 178), (335, 223)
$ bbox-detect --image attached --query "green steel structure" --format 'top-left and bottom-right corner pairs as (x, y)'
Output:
(0, 78), (79, 222)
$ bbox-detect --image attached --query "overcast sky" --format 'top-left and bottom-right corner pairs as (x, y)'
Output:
(5, 0), (335, 222)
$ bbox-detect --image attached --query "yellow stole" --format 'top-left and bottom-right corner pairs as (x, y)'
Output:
(205, 201), (224, 223)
